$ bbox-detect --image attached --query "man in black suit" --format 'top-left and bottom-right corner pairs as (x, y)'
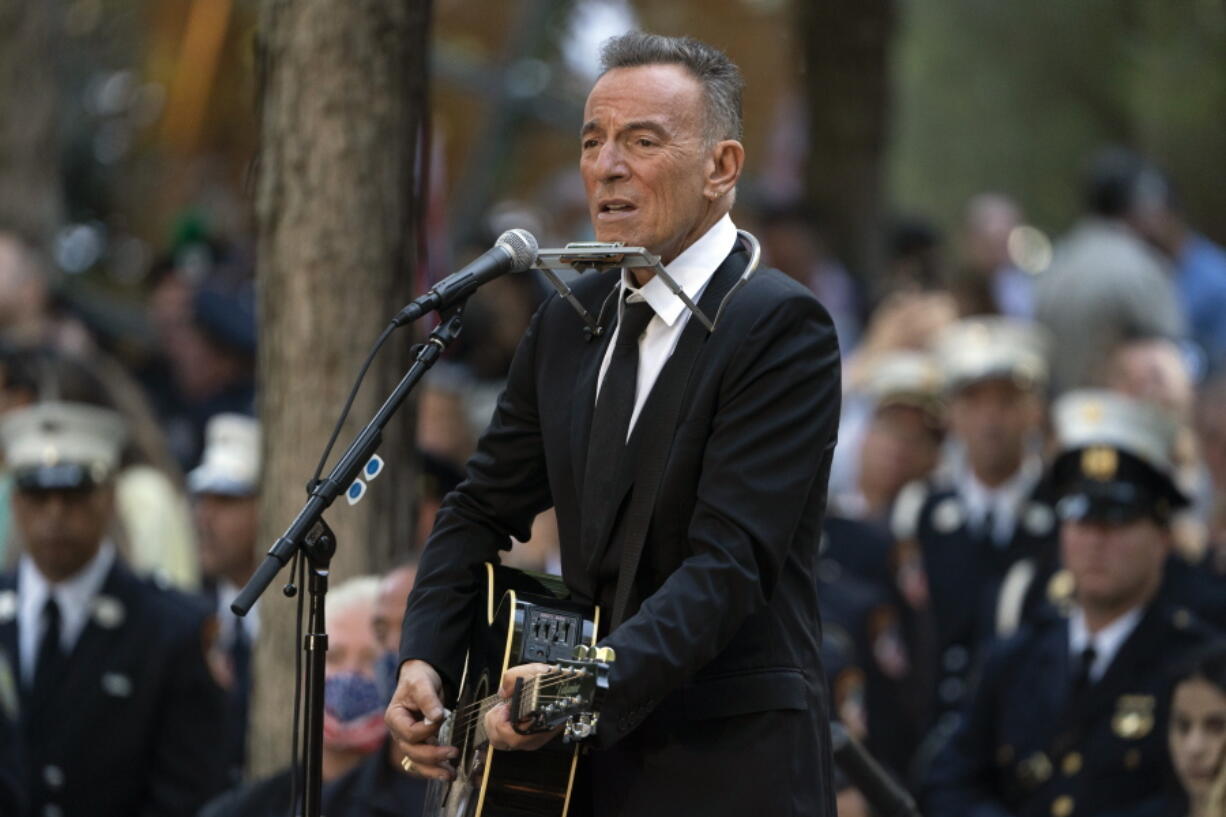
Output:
(923, 390), (1221, 817)
(0, 399), (228, 817)
(385, 31), (841, 817)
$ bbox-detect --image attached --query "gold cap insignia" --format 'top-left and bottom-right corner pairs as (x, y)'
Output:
(1081, 447), (1118, 481)
(1112, 695), (1155, 739)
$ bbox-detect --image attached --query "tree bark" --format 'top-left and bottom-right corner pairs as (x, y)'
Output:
(799, 0), (897, 296)
(250, 0), (430, 778)
(0, 0), (64, 245)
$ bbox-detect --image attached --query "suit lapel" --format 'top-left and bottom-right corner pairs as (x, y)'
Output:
(52, 561), (132, 717)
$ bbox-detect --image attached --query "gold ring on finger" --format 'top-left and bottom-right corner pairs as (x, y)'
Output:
(401, 756), (415, 774)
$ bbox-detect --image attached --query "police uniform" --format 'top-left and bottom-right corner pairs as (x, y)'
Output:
(189, 413), (262, 783)
(922, 390), (1223, 817)
(893, 319), (1056, 743)
(0, 402), (229, 817)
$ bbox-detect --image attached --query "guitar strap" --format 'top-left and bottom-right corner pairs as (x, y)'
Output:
(608, 244), (747, 629)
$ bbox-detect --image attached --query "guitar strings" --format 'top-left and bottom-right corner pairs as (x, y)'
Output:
(444, 673), (592, 736)
(446, 675), (585, 733)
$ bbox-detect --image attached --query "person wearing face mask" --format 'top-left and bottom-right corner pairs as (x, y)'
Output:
(1168, 646), (1226, 817)
(201, 576), (398, 817)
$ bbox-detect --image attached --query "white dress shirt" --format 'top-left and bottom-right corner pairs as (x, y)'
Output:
(596, 214), (739, 438)
(956, 454), (1042, 547)
(1068, 605), (1144, 683)
(17, 541), (116, 686)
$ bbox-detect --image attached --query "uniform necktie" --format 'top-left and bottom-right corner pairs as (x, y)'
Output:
(1071, 643), (1097, 697)
(33, 596), (65, 694)
(581, 299), (656, 530)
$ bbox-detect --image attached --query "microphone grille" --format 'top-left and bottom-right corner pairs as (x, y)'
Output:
(496, 229), (539, 271)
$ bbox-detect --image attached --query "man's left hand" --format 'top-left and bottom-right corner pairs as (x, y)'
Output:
(483, 663), (563, 752)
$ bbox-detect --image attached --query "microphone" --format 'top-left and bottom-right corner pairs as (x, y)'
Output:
(392, 229), (538, 326)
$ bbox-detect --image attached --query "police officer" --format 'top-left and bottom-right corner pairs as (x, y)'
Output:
(923, 389), (1221, 817)
(0, 400), (228, 817)
(892, 317), (1055, 750)
(189, 412), (261, 782)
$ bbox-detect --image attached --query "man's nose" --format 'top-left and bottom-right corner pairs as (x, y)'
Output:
(594, 141), (629, 182)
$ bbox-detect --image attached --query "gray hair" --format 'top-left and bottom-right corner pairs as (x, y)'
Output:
(599, 32), (744, 144)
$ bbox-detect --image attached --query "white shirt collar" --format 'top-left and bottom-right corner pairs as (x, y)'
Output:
(620, 214), (738, 327)
(1068, 604), (1144, 683)
(18, 541), (116, 684)
(956, 453), (1041, 544)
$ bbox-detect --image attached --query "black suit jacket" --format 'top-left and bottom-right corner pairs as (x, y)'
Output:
(922, 597), (1219, 817)
(401, 247), (842, 816)
(0, 558), (229, 817)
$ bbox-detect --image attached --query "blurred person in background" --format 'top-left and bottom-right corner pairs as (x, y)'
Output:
(758, 200), (863, 353)
(0, 229), (94, 355)
(202, 576), (412, 817)
(189, 413), (262, 784)
(1167, 645), (1226, 817)
(1196, 373), (1226, 557)
(953, 193), (1033, 319)
(0, 399), (227, 817)
(830, 351), (946, 528)
(1127, 174), (1226, 375)
(0, 347), (199, 587)
(142, 249), (257, 471)
(893, 318), (1056, 766)
(924, 389), (1220, 817)
(1036, 147), (1185, 395)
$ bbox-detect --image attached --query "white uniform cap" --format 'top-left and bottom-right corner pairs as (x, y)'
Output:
(1053, 389), (1177, 476)
(188, 413), (261, 496)
(866, 352), (945, 416)
(933, 317), (1050, 392)
(0, 401), (126, 488)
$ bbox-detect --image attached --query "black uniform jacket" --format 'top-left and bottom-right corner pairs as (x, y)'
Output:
(400, 247), (842, 817)
(922, 595), (1220, 817)
(0, 558), (228, 817)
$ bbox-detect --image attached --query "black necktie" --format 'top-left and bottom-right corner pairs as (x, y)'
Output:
(33, 596), (65, 695)
(581, 299), (656, 535)
(1071, 643), (1097, 698)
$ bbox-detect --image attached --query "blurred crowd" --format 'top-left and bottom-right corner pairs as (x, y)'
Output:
(2, 141), (1226, 817)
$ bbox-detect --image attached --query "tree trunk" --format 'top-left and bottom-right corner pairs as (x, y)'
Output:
(0, 0), (64, 245)
(799, 0), (897, 296)
(250, 0), (430, 778)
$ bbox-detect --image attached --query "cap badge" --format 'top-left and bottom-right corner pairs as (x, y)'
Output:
(1112, 695), (1155, 739)
(1082, 446), (1118, 481)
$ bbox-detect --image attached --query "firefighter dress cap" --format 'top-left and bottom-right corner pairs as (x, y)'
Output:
(0, 401), (127, 490)
(188, 413), (261, 496)
(1048, 389), (1186, 524)
(933, 316), (1051, 393)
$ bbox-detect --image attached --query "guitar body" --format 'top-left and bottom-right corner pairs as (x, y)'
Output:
(423, 563), (602, 817)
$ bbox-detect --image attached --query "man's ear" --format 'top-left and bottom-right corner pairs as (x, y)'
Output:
(705, 139), (745, 200)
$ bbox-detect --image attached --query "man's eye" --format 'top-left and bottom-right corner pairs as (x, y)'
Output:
(582, 139), (599, 149)
(636, 138), (655, 147)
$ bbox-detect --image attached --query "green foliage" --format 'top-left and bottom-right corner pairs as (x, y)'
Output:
(891, 0), (1226, 242)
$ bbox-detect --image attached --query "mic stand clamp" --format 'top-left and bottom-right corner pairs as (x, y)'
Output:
(232, 304), (468, 817)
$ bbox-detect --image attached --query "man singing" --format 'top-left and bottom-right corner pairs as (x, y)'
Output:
(386, 32), (841, 817)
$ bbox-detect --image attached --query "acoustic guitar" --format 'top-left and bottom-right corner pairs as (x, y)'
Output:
(422, 563), (613, 817)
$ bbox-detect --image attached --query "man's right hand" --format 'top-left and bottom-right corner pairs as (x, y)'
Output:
(385, 659), (458, 781)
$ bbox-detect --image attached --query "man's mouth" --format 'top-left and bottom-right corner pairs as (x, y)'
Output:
(598, 200), (637, 216)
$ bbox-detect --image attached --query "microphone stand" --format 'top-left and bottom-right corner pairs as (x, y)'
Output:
(232, 305), (467, 817)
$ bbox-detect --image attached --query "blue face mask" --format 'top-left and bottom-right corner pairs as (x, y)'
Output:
(375, 650), (400, 704)
(323, 671), (387, 753)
